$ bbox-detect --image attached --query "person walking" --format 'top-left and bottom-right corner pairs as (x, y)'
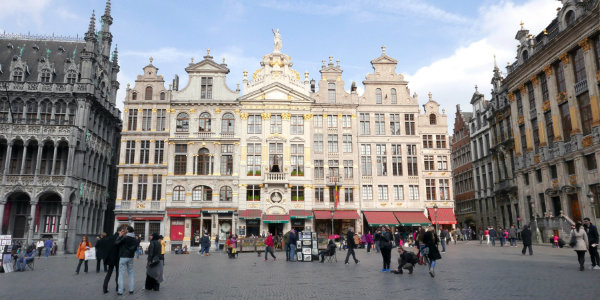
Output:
(379, 226), (392, 272)
(289, 229), (298, 262)
(264, 232), (276, 261)
(75, 235), (92, 274)
(95, 232), (109, 273)
(366, 231), (373, 253)
(570, 222), (589, 271)
(116, 225), (139, 295)
(344, 227), (359, 265)
(44, 237), (53, 258)
(423, 226), (442, 278)
(283, 230), (291, 261)
(439, 229), (447, 253)
(521, 225), (533, 256)
(509, 225), (518, 247)
(145, 233), (164, 291)
(200, 234), (210, 256)
(214, 234), (220, 253)
(103, 231), (120, 294)
(583, 217), (599, 269)
(489, 227), (496, 247)
(159, 235), (165, 264)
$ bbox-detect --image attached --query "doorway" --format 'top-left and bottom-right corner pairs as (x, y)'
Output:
(568, 193), (582, 222)
(551, 196), (561, 217)
(191, 219), (201, 246)
(291, 219), (305, 233)
(268, 223), (284, 236)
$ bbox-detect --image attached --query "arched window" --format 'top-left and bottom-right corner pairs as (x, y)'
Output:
(220, 186), (232, 202)
(40, 69), (52, 83)
(54, 100), (66, 124)
(391, 88), (397, 104)
(565, 10), (575, 26)
(12, 68), (23, 81)
(376, 88), (382, 104)
(26, 100), (37, 122)
(429, 114), (437, 125)
(221, 113), (234, 134)
(68, 102), (77, 125)
(66, 71), (77, 84)
(197, 148), (211, 175)
(522, 50), (529, 61)
(173, 186), (185, 201)
(160, 92), (166, 100)
(12, 99), (24, 123)
(192, 186), (213, 201)
(199, 112), (211, 132)
(0, 98), (9, 121)
(145, 86), (153, 100)
(40, 100), (52, 123)
(176, 113), (189, 132)
(131, 91), (137, 100)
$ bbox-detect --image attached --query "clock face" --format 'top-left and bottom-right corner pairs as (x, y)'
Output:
(271, 192), (282, 203)
(221, 222), (231, 232)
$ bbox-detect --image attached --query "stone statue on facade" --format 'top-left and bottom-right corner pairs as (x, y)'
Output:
(272, 29), (282, 52)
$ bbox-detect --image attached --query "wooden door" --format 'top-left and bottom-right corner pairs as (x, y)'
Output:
(568, 194), (582, 222)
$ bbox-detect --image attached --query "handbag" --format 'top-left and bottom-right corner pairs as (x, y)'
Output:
(84, 247), (96, 261)
(569, 231), (577, 248)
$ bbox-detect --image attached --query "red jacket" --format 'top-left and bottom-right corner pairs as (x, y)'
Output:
(265, 235), (274, 247)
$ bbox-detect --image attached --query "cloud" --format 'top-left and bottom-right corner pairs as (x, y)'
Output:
(405, 0), (558, 126)
(0, 0), (51, 28)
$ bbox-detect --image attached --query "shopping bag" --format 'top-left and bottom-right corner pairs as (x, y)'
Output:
(85, 247), (96, 260)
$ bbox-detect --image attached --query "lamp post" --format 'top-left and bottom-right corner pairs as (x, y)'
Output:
(588, 189), (597, 221)
(330, 206), (335, 236)
(531, 201), (542, 244)
(433, 204), (439, 235)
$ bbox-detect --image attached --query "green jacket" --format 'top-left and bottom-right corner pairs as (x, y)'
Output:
(283, 232), (290, 244)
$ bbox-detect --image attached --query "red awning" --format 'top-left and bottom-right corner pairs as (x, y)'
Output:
(115, 215), (164, 221)
(427, 208), (457, 225)
(394, 211), (432, 226)
(363, 211), (399, 226)
(238, 209), (262, 219)
(334, 210), (360, 220)
(167, 208), (202, 217)
(313, 210), (334, 219)
(289, 210), (313, 219)
(262, 214), (290, 223)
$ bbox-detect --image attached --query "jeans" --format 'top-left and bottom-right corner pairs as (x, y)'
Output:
(17, 258), (32, 271)
(215, 242), (219, 251)
(429, 259), (436, 271)
(367, 242), (372, 252)
(589, 245), (599, 267)
(264, 246), (276, 260)
(510, 238), (517, 246)
(345, 247), (358, 263)
(76, 259), (88, 273)
(289, 244), (297, 261)
(200, 245), (206, 255)
(284, 243), (290, 260)
(490, 237), (496, 246)
(576, 250), (586, 268)
(440, 239), (446, 252)
(118, 257), (135, 294)
(500, 237), (505, 246)
(45, 247), (51, 257)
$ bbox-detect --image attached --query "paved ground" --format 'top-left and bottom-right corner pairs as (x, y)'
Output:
(2, 241), (599, 300)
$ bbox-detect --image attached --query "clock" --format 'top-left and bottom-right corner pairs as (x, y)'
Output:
(220, 222), (231, 233)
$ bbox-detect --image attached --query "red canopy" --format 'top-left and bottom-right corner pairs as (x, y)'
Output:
(238, 209), (262, 219)
(427, 208), (457, 225)
(363, 211), (399, 226)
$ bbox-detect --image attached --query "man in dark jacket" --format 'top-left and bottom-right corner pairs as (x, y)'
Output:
(584, 217), (599, 269)
(103, 231), (121, 294)
(288, 229), (297, 262)
(96, 232), (109, 273)
(116, 225), (139, 295)
(521, 225), (532, 255)
(439, 229), (448, 253)
(489, 227), (497, 247)
(283, 230), (291, 261)
(344, 227), (359, 264)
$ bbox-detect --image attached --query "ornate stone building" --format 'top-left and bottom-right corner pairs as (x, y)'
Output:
(451, 104), (474, 228)
(0, 0), (121, 253)
(115, 34), (454, 249)
(491, 0), (600, 241)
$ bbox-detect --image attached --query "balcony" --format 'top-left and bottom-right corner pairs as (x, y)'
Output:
(326, 176), (341, 185)
(265, 172), (286, 183)
(574, 79), (588, 96)
(121, 201), (131, 210)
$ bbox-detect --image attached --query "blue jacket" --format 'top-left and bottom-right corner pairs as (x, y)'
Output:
(44, 239), (53, 248)
(289, 232), (297, 245)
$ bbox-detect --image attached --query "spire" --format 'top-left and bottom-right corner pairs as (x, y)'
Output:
(493, 54), (498, 70)
(101, 0), (113, 27)
(85, 10), (96, 41)
(112, 44), (119, 64)
(104, 0), (111, 17)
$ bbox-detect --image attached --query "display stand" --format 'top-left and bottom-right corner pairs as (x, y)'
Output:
(296, 231), (318, 262)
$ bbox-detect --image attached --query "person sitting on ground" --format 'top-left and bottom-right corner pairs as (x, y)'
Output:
(319, 240), (337, 263)
(182, 245), (189, 254)
(392, 246), (418, 275)
(16, 246), (35, 271)
(174, 246), (181, 255)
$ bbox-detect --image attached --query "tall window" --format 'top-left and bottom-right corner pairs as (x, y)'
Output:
(436, 135), (447, 148)
(173, 186), (185, 201)
(342, 115), (351, 128)
(328, 160), (339, 178)
(156, 109), (166, 131)
(407, 144), (418, 176)
(544, 111), (554, 147)
(360, 113), (370, 135)
(328, 83), (336, 104)
(314, 134), (323, 153)
(246, 185), (260, 201)
(559, 102), (572, 142)
(328, 134), (338, 153)
(12, 68), (23, 81)
(291, 186), (304, 201)
(375, 88), (382, 104)
(426, 179), (436, 200)
(360, 144), (372, 176)
(152, 175), (162, 201)
(519, 125), (527, 153)
(437, 156), (448, 170)
(430, 114), (437, 125)
(555, 61), (566, 93)
(343, 160), (353, 179)
(122, 174), (133, 200)
(391, 144), (402, 176)
(269, 143), (283, 172)
(393, 185), (404, 201)
(26, 100), (37, 122)
(404, 114), (415, 135)
(131, 92), (137, 100)
(197, 148), (211, 175)
(199, 112), (211, 132)
(12, 100), (23, 123)
(424, 155), (434, 171)
(408, 185), (419, 201)
(248, 114), (262, 134)
(160, 92), (166, 100)
(54, 101), (66, 124)
(145, 86), (153, 100)
(40, 69), (51, 83)
(220, 144), (233, 175)
(541, 74), (549, 101)
(40, 100), (52, 123)
(532, 118), (540, 152)
(270, 114), (282, 134)
(516, 91), (523, 117)
(125, 141), (135, 164)
(390, 88), (397, 104)
(313, 115), (323, 127)
(315, 187), (324, 203)
(314, 160), (324, 179)
(154, 141), (164, 164)
(137, 174), (148, 201)
(596, 38), (600, 69)
(376, 144), (387, 176)
(220, 186), (232, 202)
(375, 113), (385, 135)
(176, 113), (189, 132)
(573, 48), (587, 83)
(327, 115), (338, 128)
(439, 179), (450, 200)
(390, 114), (400, 135)
(201, 77), (213, 99)
(221, 113), (235, 134)
(344, 187), (353, 203)
(193, 186), (212, 201)
(378, 185), (388, 200)
(291, 115), (304, 135)
(342, 134), (352, 153)
(142, 109), (152, 131)
(139, 140), (150, 164)
(291, 144), (304, 176)
(578, 93), (592, 136)
(362, 185), (373, 201)
(423, 135), (433, 148)
(174, 144), (187, 175)
(247, 143), (261, 176)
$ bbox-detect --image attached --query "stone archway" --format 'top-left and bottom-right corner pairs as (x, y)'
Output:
(37, 191), (63, 235)
(4, 191), (31, 238)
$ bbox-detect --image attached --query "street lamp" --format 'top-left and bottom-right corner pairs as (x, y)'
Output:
(330, 206), (335, 236)
(433, 204), (439, 235)
(588, 189), (597, 220)
(531, 201), (542, 244)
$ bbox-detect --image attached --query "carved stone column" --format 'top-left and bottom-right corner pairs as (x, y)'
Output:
(57, 201), (69, 254)
(50, 143), (58, 175)
(19, 142), (28, 175)
(34, 143), (43, 176)
(3, 142), (12, 178)
(27, 201), (38, 245)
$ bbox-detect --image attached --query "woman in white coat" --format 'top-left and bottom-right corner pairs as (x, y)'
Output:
(570, 222), (589, 271)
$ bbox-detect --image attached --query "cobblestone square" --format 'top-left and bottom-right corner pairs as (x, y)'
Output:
(2, 242), (599, 300)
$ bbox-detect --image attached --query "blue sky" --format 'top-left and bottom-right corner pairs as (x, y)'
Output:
(0, 0), (561, 129)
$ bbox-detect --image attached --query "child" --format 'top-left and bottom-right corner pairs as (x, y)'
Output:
(553, 234), (559, 248)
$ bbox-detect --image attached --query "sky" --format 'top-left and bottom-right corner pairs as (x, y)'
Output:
(0, 0), (561, 130)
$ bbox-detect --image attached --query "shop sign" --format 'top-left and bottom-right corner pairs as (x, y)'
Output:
(246, 219), (260, 225)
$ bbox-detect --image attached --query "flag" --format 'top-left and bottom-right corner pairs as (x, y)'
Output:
(334, 184), (339, 209)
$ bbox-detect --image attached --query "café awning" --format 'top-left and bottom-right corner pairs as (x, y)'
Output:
(262, 214), (290, 223)
(313, 210), (360, 220)
(363, 211), (399, 226)
(289, 210), (313, 219)
(115, 215), (164, 221)
(427, 208), (457, 225)
(393, 211), (432, 226)
(166, 208), (202, 217)
(238, 209), (262, 219)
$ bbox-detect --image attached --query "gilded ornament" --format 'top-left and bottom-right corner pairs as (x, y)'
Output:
(303, 113), (313, 120)
(240, 112), (249, 120)
(542, 101), (551, 112)
(530, 76), (539, 86)
(559, 52), (569, 65)
(261, 112), (271, 120)
(215, 108), (221, 114)
(583, 135), (593, 148)
(543, 65), (553, 76)
(508, 93), (515, 102)
(578, 39), (591, 52)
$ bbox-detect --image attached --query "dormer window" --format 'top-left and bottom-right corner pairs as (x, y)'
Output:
(376, 88), (382, 104)
(430, 114), (437, 125)
(160, 92), (166, 100)
(328, 83), (335, 104)
(40, 69), (52, 83)
(131, 91), (137, 100)
(66, 71), (77, 84)
(522, 50), (529, 61)
(12, 68), (23, 81)
(565, 10), (575, 26)
(145, 86), (153, 100)
(201, 77), (213, 99)
(391, 88), (397, 104)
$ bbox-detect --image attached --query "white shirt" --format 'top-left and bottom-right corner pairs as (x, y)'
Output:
(37, 241), (44, 248)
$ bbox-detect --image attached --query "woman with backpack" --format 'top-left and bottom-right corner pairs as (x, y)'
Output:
(570, 222), (589, 271)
